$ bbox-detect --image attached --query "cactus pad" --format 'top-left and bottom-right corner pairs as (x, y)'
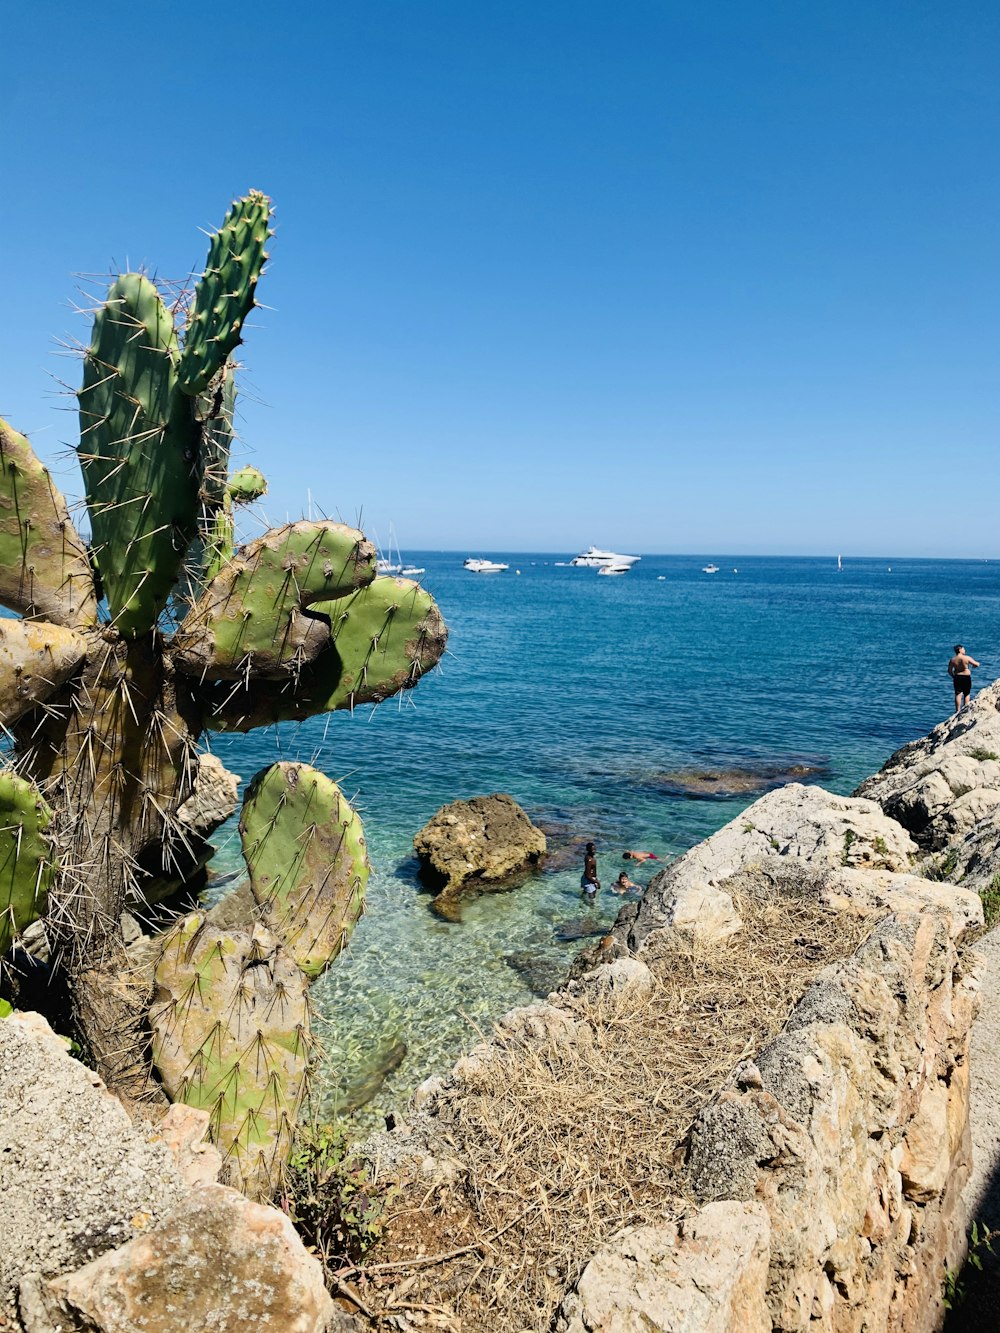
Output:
(177, 192), (272, 396)
(202, 576), (447, 731)
(150, 912), (310, 1200)
(0, 772), (55, 957)
(78, 274), (200, 635)
(0, 419), (97, 627)
(227, 466), (268, 504)
(172, 521), (376, 679)
(240, 762), (369, 978)
(0, 619), (88, 726)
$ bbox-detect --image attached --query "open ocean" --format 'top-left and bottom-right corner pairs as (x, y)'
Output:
(205, 552), (1000, 1128)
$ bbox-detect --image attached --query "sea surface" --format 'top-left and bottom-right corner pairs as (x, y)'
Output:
(205, 553), (1000, 1130)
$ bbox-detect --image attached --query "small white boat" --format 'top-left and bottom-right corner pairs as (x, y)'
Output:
(399, 564), (425, 577)
(702, 563), (720, 574)
(597, 562), (630, 576)
(571, 545), (641, 568)
(377, 557), (403, 575)
(464, 558), (509, 573)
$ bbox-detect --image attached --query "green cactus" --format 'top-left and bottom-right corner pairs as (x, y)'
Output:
(0, 195), (447, 1175)
(173, 521), (377, 679)
(150, 912), (310, 1201)
(177, 192), (271, 396)
(240, 762), (369, 978)
(203, 575), (447, 732)
(0, 772), (56, 957)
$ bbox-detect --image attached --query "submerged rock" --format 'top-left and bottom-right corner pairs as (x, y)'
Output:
(504, 950), (566, 997)
(335, 1036), (408, 1115)
(648, 761), (829, 800)
(414, 793), (547, 918)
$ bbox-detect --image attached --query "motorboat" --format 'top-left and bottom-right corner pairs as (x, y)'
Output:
(597, 563), (630, 576)
(702, 564), (720, 574)
(570, 546), (641, 568)
(464, 558), (509, 573)
(377, 557), (403, 575)
(400, 564), (425, 577)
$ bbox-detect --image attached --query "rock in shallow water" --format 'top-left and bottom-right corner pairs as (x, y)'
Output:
(413, 792), (546, 918)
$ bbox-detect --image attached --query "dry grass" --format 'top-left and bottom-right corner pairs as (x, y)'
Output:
(347, 889), (873, 1332)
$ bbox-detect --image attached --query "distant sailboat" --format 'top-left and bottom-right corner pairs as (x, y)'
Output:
(837, 554), (842, 572)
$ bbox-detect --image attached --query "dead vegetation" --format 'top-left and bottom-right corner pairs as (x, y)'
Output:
(338, 889), (874, 1332)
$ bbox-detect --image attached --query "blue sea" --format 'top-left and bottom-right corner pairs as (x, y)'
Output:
(206, 553), (1000, 1127)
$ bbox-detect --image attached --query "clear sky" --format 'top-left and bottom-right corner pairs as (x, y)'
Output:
(3, 2), (997, 556)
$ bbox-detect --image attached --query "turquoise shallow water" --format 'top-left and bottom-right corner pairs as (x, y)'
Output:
(206, 553), (1000, 1129)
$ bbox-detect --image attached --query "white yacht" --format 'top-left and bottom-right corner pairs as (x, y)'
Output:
(570, 546), (641, 568)
(464, 558), (509, 573)
(702, 563), (720, 574)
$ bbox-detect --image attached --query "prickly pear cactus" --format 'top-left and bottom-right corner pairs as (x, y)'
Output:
(0, 773), (56, 957)
(0, 192), (447, 1172)
(150, 912), (310, 1200)
(240, 762), (369, 977)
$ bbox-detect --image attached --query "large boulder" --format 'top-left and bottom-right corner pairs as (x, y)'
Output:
(413, 793), (546, 918)
(0, 1011), (187, 1325)
(21, 1185), (336, 1333)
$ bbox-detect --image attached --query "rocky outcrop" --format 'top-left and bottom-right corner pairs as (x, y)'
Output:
(683, 895), (979, 1332)
(413, 793), (546, 918)
(616, 783), (918, 950)
(856, 681), (1000, 860)
(0, 1011), (188, 1326)
(21, 1186), (334, 1333)
(1, 1010), (337, 1333)
(176, 752), (241, 840)
(557, 1203), (771, 1333)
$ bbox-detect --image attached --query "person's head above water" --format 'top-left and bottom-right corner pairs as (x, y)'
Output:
(955, 645), (965, 655)
(585, 842), (595, 854)
(616, 871), (629, 884)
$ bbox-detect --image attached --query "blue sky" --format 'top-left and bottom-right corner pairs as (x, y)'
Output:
(3, 1), (997, 556)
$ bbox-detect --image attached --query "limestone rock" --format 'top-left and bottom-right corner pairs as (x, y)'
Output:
(0, 1011), (187, 1325)
(176, 751), (241, 840)
(684, 900), (979, 1333)
(556, 1203), (771, 1333)
(627, 784), (917, 951)
(26, 1184), (334, 1333)
(152, 1104), (223, 1188)
(413, 793), (546, 913)
(856, 679), (1000, 847)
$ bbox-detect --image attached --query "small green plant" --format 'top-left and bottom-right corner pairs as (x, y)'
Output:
(926, 848), (960, 882)
(283, 1121), (394, 1272)
(743, 822), (755, 834)
(981, 874), (1000, 931)
(841, 828), (857, 865)
(769, 836), (781, 851)
(968, 747), (1000, 763)
(873, 836), (889, 856)
(943, 1219), (999, 1310)
(0, 999), (11, 1019)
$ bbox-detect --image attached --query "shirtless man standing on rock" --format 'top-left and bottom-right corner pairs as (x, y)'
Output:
(948, 644), (980, 712)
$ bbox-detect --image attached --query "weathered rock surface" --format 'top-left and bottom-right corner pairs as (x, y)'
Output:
(413, 793), (546, 917)
(0, 1011), (187, 1326)
(684, 887), (980, 1333)
(21, 1185), (335, 1333)
(620, 783), (917, 949)
(648, 761), (828, 800)
(856, 680), (1000, 851)
(176, 751), (241, 840)
(556, 1202), (771, 1333)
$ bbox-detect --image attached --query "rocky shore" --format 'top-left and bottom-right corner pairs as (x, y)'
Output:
(4, 686), (1000, 1330)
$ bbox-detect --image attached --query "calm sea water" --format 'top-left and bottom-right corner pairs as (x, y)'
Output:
(206, 553), (1000, 1127)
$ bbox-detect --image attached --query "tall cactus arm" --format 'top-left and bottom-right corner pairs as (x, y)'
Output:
(0, 620), (88, 726)
(171, 521), (376, 680)
(77, 274), (201, 636)
(176, 192), (272, 396)
(0, 772), (56, 957)
(239, 762), (369, 978)
(149, 913), (309, 1201)
(201, 576), (446, 732)
(0, 419), (97, 627)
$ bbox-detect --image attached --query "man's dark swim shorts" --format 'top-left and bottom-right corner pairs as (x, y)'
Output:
(954, 673), (972, 696)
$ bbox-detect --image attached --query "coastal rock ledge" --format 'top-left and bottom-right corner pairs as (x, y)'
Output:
(413, 792), (546, 917)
